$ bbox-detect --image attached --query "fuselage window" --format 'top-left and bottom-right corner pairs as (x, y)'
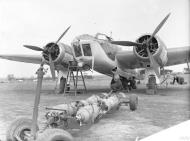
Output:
(73, 44), (82, 57)
(82, 44), (92, 56)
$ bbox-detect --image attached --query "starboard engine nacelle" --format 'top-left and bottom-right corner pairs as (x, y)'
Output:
(133, 34), (168, 67)
(42, 42), (72, 65)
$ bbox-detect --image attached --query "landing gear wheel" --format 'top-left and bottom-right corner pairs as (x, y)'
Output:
(37, 129), (73, 141)
(6, 117), (38, 141)
(129, 94), (138, 111)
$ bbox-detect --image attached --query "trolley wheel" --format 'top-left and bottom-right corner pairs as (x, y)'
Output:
(36, 128), (73, 141)
(129, 94), (138, 111)
(6, 117), (38, 141)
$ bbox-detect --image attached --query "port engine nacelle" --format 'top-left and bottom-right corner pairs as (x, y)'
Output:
(42, 42), (73, 65)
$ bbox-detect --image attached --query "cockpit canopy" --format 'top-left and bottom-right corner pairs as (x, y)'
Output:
(72, 43), (92, 57)
(95, 33), (113, 41)
(72, 38), (92, 58)
(71, 33), (113, 58)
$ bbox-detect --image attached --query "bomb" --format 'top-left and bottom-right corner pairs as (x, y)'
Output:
(101, 95), (120, 112)
(76, 104), (101, 124)
(86, 95), (101, 104)
(49, 101), (79, 116)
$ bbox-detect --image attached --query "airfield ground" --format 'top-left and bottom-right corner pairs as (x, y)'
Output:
(0, 74), (189, 141)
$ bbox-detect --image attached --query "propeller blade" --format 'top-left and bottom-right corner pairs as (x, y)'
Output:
(111, 41), (142, 47)
(55, 26), (71, 44)
(23, 45), (44, 51)
(49, 54), (56, 80)
(146, 47), (160, 76)
(49, 26), (71, 50)
(146, 13), (171, 44)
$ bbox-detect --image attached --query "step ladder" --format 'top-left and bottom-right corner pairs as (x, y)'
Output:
(63, 61), (87, 95)
(159, 74), (173, 88)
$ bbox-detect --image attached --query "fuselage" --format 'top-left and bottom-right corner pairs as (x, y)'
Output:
(70, 33), (122, 76)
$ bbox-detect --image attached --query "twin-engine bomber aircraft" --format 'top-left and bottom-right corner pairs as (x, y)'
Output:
(0, 13), (189, 93)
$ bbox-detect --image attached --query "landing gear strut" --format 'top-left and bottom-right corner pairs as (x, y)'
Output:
(146, 74), (157, 94)
(59, 77), (67, 93)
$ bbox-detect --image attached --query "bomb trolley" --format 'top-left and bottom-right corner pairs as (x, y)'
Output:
(44, 93), (138, 130)
(6, 65), (138, 141)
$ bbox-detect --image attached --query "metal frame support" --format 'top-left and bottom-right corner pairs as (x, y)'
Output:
(63, 62), (87, 95)
(80, 70), (87, 93)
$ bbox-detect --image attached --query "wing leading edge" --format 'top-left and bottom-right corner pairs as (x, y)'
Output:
(166, 46), (190, 66)
(116, 46), (190, 70)
(0, 54), (42, 64)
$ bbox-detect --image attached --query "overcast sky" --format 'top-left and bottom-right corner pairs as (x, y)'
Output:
(0, 0), (189, 78)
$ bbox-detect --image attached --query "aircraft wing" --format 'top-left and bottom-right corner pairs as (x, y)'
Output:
(0, 54), (42, 64)
(116, 50), (142, 69)
(115, 46), (190, 69)
(166, 46), (190, 66)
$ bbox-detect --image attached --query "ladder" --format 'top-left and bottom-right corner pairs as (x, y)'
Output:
(159, 74), (173, 88)
(63, 61), (87, 96)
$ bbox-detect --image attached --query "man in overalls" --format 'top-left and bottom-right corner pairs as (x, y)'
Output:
(110, 67), (123, 92)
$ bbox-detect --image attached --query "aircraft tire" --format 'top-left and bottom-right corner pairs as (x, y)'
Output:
(129, 94), (138, 111)
(36, 129), (73, 141)
(6, 117), (38, 141)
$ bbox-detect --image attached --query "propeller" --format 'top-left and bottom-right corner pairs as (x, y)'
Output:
(49, 54), (56, 79)
(49, 26), (71, 49)
(55, 26), (71, 44)
(111, 13), (171, 76)
(146, 13), (170, 45)
(23, 45), (44, 52)
(145, 13), (170, 76)
(146, 47), (160, 76)
(111, 13), (170, 48)
(110, 41), (142, 47)
(23, 26), (71, 79)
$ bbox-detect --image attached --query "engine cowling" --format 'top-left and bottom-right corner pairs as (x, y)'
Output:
(133, 34), (168, 67)
(42, 42), (72, 65)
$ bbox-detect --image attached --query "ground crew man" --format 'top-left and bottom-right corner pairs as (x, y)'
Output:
(110, 67), (123, 92)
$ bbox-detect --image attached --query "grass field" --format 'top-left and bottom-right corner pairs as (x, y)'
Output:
(0, 74), (189, 141)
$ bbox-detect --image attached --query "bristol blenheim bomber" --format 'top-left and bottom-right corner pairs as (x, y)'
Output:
(0, 13), (189, 92)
